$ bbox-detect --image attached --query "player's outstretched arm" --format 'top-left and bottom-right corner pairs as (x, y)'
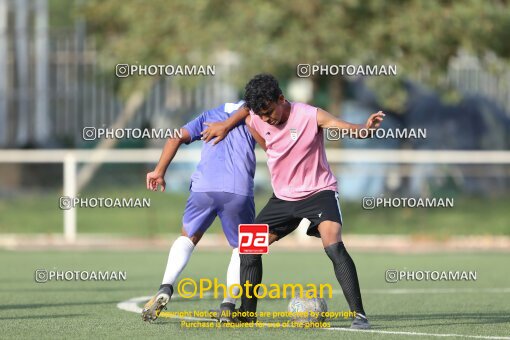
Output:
(201, 105), (250, 144)
(316, 108), (385, 139)
(146, 129), (191, 192)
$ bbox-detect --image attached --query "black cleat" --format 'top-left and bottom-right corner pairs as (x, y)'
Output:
(232, 309), (257, 323)
(209, 302), (236, 323)
(350, 314), (370, 329)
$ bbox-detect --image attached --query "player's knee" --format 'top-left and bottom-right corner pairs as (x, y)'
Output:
(181, 229), (202, 245)
(318, 221), (342, 247)
(268, 233), (279, 244)
(240, 254), (262, 267)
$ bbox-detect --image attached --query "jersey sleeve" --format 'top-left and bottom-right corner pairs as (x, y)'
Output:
(182, 112), (207, 144)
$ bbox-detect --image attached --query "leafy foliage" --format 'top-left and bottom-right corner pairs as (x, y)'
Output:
(81, 0), (510, 109)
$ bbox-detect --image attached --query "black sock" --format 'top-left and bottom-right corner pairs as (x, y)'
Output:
(159, 283), (174, 296)
(239, 254), (262, 313)
(324, 242), (366, 316)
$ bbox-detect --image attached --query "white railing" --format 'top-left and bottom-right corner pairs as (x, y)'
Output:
(1, 148), (509, 242)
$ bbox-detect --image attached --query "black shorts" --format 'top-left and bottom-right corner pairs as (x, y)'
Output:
(255, 190), (343, 239)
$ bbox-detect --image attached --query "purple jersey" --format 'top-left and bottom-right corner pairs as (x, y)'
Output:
(182, 102), (256, 197)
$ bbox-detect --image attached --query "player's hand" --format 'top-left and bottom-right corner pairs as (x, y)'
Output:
(146, 171), (166, 192)
(365, 111), (385, 129)
(200, 122), (228, 145)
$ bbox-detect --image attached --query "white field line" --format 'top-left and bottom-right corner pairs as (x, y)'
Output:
(363, 288), (510, 294)
(325, 327), (510, 339)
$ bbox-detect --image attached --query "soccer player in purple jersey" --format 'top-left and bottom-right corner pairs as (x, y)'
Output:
(142, 101), (266, 322)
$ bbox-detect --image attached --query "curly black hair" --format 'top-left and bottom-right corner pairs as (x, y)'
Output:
(243, 74), (282, 114)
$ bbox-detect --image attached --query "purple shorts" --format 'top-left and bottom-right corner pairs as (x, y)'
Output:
(182, 191), (255, 248)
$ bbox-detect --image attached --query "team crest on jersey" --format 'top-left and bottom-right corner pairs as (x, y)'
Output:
(290, 128), (298, 141)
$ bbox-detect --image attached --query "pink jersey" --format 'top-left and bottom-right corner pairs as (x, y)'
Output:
(248, 102), (337, 201)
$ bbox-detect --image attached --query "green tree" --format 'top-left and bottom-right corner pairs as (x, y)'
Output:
(81, 0), (510, 111)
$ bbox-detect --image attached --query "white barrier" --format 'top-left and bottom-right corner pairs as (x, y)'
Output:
(1, 148), (509, 242)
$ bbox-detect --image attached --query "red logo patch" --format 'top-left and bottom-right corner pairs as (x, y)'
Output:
(238, 224), (269, 254)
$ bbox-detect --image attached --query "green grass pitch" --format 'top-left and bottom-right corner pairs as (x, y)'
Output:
(0, 250), (509, 339)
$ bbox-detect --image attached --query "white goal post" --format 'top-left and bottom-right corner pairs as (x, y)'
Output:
(1, 149), (509, 242)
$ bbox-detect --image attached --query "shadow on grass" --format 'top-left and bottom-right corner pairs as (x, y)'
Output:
(0, 300), (119, 310)
(0, 285), (155, 292)
(328, 312), (510, 329)
(0, 313), (87, 320)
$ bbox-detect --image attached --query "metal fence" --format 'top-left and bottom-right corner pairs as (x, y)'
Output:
(48, 35), (237, 147)
(448, 51), (510, 112)
(0, 0), (238, 148)
(1, 33), (237, 147)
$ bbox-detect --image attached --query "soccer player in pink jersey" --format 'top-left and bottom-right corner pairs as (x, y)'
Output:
(203, 74), (384, 329)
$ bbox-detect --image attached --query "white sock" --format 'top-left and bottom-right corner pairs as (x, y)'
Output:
(161, 236), (195, 286)
(222, 248), (240, 304)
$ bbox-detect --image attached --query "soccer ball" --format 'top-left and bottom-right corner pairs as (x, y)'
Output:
(287, 297), (328, 322)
